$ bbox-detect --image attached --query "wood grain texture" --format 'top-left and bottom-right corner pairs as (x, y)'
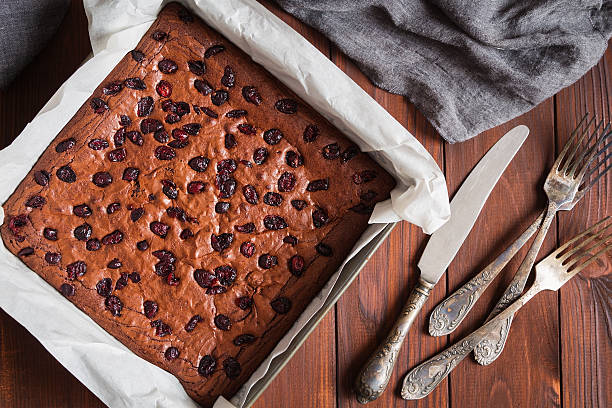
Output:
(0, 1), (610, 407)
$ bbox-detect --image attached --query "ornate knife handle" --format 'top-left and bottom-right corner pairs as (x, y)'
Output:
(428, 210), (545, 336)
(354, 278), (434, 404)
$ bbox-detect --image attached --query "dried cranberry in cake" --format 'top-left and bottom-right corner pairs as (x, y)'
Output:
(124, 77), (146, 90)
(143, 300), (158, 318)
(285, 151), (304, 168)
(215, 265), (237, 286)
(263, 128), (283, 145)
(131, 208), (144, 222)
(263, 215), (288, 230)
(242, 185), (258, 204)
(25, 195), (46, 208)
(211, 90), (229, 106)
(187, 181), (206, 194)
(240, 241), (255, 258)
(187, 60), (206, 76)
(283, 235), (298, 246)
(275, 98), (298, 114)
(55, 138), (76, 153)
(185, 315), (203, 332)
(129, 272), (141, 283)
(198, 355), (216, 377)
(92, 172), (113, 187)
(182, 123), (201, 135)
(131, 49), (145, 62)
(237, 124), (256, 135)
(221, 66), (235, 87)
(168, 139), (188, 150)
(115, 273), (128, 289)
(211, 233), (233, 252)
(214, 314), (231, 331)
(271, 297), (292, 314)
(88, 138), (109, 150)
(140, 118), (163, 134)
(66, 261), (87, 280)
(216, 175), (237, 198)
(306, 179), (329, 192)
(151, 319), (172, 336)
(136, 240), (149, 251)
(204, 44), (225, 58)
(315, 242), (333, 257)
(105, 295), (123, 316)
(234, 223), (255, 233)
(236, 296), (253, 310)
(175, 101), (190, 116)
(216, 159), (237, 174)
(158, 59), (178, 74)
(155, 145), (176, 160)
(166, 206), (186, 221)
(90, 97), (108, 114)
(107, 147), (126, 162)
(73, 204), (92, 217)
(172, 128), (188, 142)
(74, 223), (92, 241)
(155, 80), (172, 97)
(120, 115), (132, 126)
(200, 106), (218, 118)
(180, 229), (194, 240)
(226, 109), (247, 118)
(322, 143), (340, 160)
(193, 269), (215, 288)
(151, 30), (168, 41)
(258, 254), (277, 269)
(223, 357), (241, 378)
(312, 207), (329, 228)
(161, 99), (175, 112)
(240, 160), (252, 168)
(122, 167), (140, 181)
(289, 255), (305, 277)
(194, 79), (213, 95)
(34, 170), (50, 186)
(60, 283), (75, 297)
(102, 230), (124, 245)
(18, 247), (34, 257)
(154, 129), (169, 143)
(349, 203), (374, 214)
(86, 238), (101, 251)
(102, 81), (123, 96)
(56, 165), (76, 183)
(234, 334), (256, 346)
(253, 147), (268, 165)
(137, 96), (154, 117)
(114, 127), (126, 146)
(342, 145), (360, 162)
(224, 133), (237, 149)
(165, 347), (179, 360)
(242, 86), (262, 105)
(263, 192), (283, 207)
(155, 261), (174, 277)
(215, 201), (230, 213)
(96, 278), (112, 297)
(106, 202), (121, 214)
(166, 272), (180, 286)
(43, 227), (58, 241)
(277, 172), (296, 192)
(352, 170), (377, 184)
(150, 221), (170, 238)
(193, 105), (201, 114)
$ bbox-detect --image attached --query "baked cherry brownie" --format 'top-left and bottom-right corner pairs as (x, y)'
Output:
(1, 3), (395, 406)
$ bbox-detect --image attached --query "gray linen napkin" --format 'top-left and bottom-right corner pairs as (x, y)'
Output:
(0, 0), (70, 89)
(273, 0), (612, 142)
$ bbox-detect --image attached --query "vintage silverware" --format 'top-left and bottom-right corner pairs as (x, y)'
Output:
(429, 114), (612, 338)
(354, 125), (529, 404)
(473, 117), (611, 365)
(402, 216), (612, 400)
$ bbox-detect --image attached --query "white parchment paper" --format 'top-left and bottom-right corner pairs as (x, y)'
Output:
(0, 0), (450, 407)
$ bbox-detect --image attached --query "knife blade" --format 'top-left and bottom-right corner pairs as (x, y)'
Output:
(354, 125), (529, 404)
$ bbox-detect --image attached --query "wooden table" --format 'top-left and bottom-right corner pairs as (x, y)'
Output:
(1, 1), (610, 407)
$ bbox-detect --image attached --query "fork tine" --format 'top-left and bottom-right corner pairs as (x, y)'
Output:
(566, 235), (612, 276)
(550, 216), (611, 257)
(565, 119), (606, 177)
(572, 123), (612, 178)
(555, 115), (595, 173)
(557, 221), (612, 263)
(583, 137), (612, 181)
(564, 230), (612, 268)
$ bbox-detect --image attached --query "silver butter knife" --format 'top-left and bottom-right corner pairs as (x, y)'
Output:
(354, 125), (529, 404)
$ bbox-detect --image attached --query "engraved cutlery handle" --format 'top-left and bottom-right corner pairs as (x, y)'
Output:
(429, 210), (545, 336)
(355, 278), (434, 404)
(473, 204), (557, 365)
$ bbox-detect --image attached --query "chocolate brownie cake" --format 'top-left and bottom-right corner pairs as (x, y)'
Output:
(0, 3), (395, 406)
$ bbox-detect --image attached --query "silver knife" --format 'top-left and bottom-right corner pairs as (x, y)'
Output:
(354, 125), (529, 404)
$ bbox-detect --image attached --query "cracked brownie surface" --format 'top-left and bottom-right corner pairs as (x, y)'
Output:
(0, 3), (395, 406)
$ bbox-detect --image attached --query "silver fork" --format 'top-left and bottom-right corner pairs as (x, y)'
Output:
(401, 217), (612, 400)
(472, 117), (611, 365)
(429, 116), (612, 338)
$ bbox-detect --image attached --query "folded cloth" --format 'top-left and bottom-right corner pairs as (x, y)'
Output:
(272, 0), (612, 142)
(0, 0), (70, 89)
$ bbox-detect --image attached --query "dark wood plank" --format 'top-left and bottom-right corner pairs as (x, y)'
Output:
(555, 42), (612, 408)
(445, 100), (561, 407)
(331, 46), (449, 408)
